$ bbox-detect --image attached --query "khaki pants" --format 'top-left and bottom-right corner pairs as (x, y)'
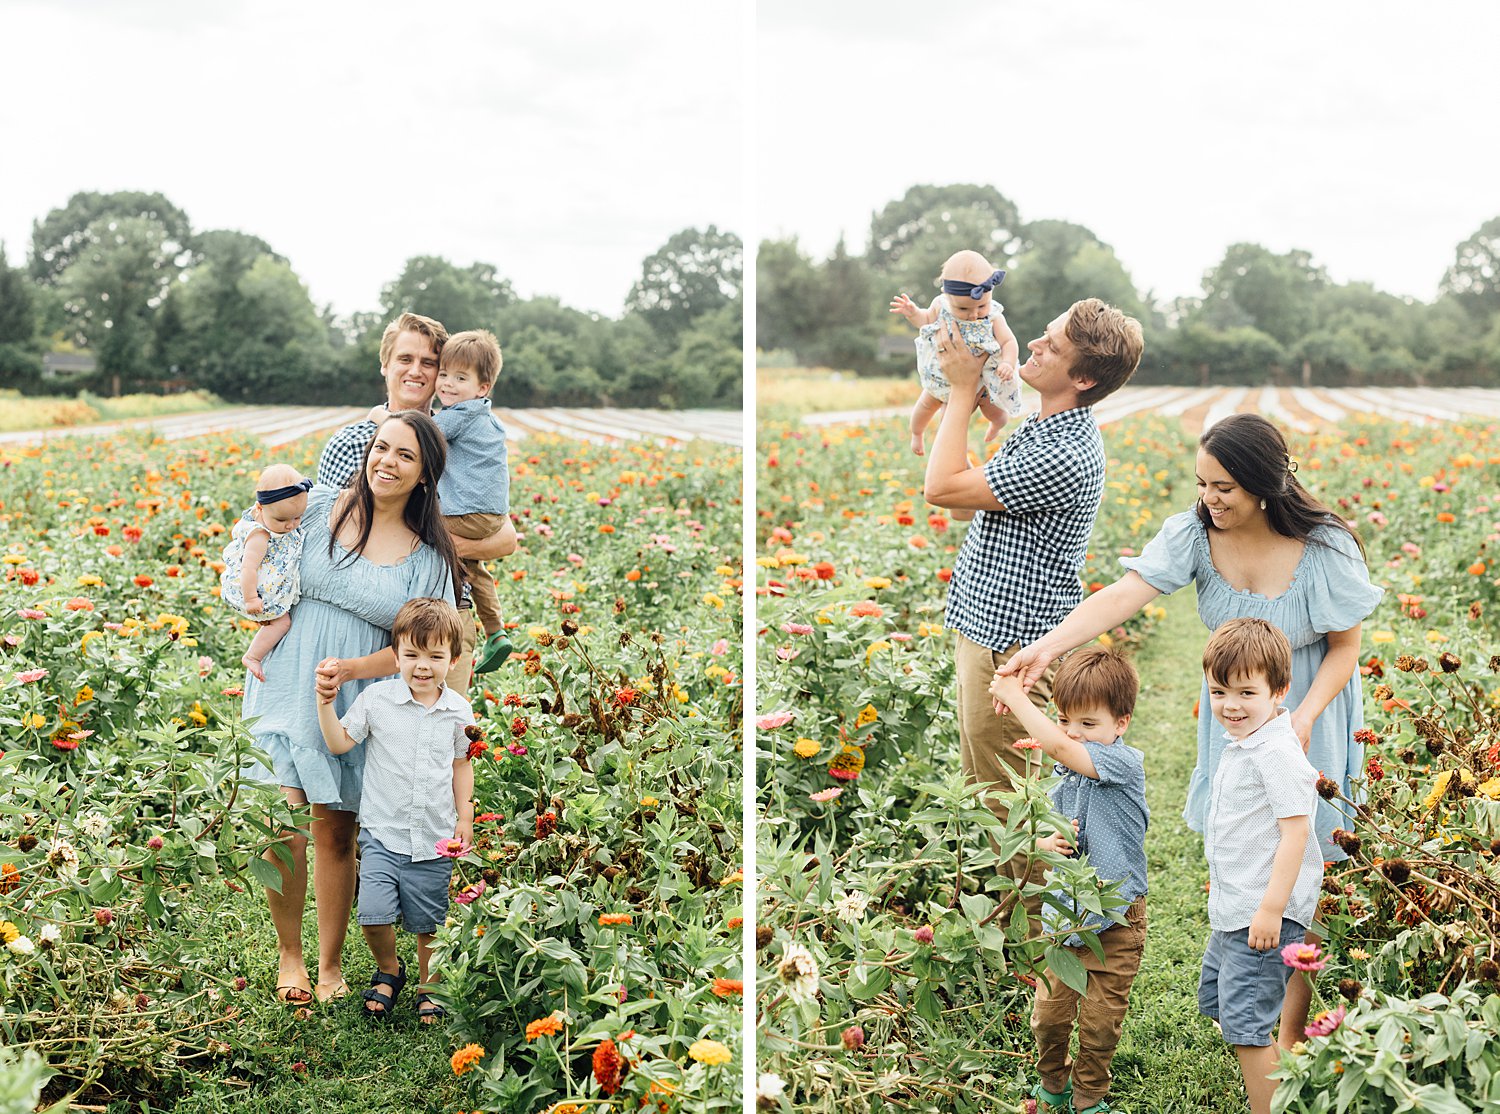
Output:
(445, 512), (507, 637)
(1032, 896), (1148, 1109)
(955, 634), (1055, 905)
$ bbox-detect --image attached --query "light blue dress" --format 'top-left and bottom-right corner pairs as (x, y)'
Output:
(1120, 511), (1383, 862)
(242, 485), (454, 810)
(914, 296), (1022, 415)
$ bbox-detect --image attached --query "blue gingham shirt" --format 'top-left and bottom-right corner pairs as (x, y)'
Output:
(340, 678), (474, 861)
(945, 407), (1106, 650)
(316, 419), (378, 490)
(434, 399), (510, 516)
(1045, 739), (1149, 947)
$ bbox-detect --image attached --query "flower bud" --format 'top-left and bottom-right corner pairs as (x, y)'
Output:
(94, 908), (114, 926)
(914, 925), (935, 945)
(147, 835), (164, 851)
(841, 1025), (865, 1050)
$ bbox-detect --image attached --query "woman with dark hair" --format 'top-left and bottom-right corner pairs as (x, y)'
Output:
(243, 410), (462, 1006)
(997, 413), (1382, 1045)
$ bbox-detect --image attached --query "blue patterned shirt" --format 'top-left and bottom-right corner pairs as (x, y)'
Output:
(1045, 738), (1149, 947)
(433, 399), (510, 516)
(944, 407), (1106, 651)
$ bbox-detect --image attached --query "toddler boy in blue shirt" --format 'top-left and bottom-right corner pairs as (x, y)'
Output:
(992, 646), (1148, 1114)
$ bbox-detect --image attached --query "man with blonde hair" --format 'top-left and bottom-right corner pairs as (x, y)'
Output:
(924, 298), (1144, 899)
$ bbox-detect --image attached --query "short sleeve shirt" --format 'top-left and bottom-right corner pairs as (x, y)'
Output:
(945, 407), (1107, 651)
(1045, 738), (1150, 947)
(1204, 709), (1324, 931)
(316, 420), (377, 489)
(340, 678), (474, 860)
(433, 399), (510, 516)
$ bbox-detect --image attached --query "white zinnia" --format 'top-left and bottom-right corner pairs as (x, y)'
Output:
(78, 813), (109, 840)
(776, 941), (820, 1003)
(7, 935), (35, 956)
(833, 891), (870, 923)
(47, 840), (79, 880)
(38, 924), (61, 944)
(757, 1072), (786, 1101)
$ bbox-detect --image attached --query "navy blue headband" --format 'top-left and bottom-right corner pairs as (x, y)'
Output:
(942, 269), (1006, 300)
(257, 478), (313, 505)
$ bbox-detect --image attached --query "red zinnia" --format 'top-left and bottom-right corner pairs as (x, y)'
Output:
(593, 1036), (624, 1095)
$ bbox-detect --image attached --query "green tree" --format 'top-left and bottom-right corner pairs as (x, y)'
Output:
(1194, 243), (1327, 348)
(1002, 219), (1147, 346)
(56, 215), (186, 391)
(1439, 216), (1500, 322)
(868, 184), (1021, 296)
(755, 237), (821, 355)
(29, 191), (194, 286)
(379, 256), (516, 332)
(624, 226), (742, 341)
(662, 301), (742, 408)
(0, 242), (44, 389)
(803, 237), (880, 373)
(492, 298), (614, 407)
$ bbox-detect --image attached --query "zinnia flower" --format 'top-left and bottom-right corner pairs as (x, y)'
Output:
(450, 1042), (485, 1075)
(792, 738), (821, 759)
(833, 892), (870, 922)
(1013, 738), (1043, 750)
(828, 745), (865, 780)
(1305, 1006), (1346, 1037)
(776, 942), (820, 1003)
(592, 1036), (624, 1095)
(757, 1073), (786, 1102)
(687, 1039), (732, 1066)
(14, 668), (48, 684)
(848, 601), (883, 618)
(598, 913), (633, 926)
(781, 622), (814, 636)
(525, 1014), (564, 1041)
(809, 787), (842, 803)
(710, 978), (743, 997)
(454, 881), (486, 905)
(435, 837), (470, 858)
(756, 710), (794, 730)
(1281, 942), (1326, 971)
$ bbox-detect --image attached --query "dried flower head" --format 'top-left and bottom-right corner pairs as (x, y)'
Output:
(1438, 652), (1462, 673)
(1338, 978), (1363, 1002)
(1382, 858), (1412, 885)
(776, 942), (820, 1003)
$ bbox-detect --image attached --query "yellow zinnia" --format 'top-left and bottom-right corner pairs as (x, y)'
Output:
(688, 1039), (732, 1066)
(1422, 770), (1454, 812)
(855, 704), (878, 727)
(793, 738), (821, 759)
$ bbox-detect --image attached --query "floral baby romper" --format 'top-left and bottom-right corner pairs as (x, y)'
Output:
(914, 295), (1023, 416)
(219, 510), (303, 621)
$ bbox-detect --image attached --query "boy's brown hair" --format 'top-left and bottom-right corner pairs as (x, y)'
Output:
(1051, 645), (1139, 722)
(441, 329), (503, 391)
(391, 597), (465, 659)
(379, 311), (449, 367)
(1202, 617), (1292, 694)
(1064, 298), (1144, 407)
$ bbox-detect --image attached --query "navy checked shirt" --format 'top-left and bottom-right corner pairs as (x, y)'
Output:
(945, 406), (1106, 650)
(316, 420), (377, 490)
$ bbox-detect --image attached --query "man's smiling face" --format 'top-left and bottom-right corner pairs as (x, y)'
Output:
(382, 329), (440, 412)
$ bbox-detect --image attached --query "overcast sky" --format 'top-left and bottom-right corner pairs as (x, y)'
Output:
(758, 0), (1500, 306)
(1, 0), (746, 320)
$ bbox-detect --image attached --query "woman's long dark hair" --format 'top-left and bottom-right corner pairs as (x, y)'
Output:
(328, 410), (463, 604)
(1196, 413), (1366, 558)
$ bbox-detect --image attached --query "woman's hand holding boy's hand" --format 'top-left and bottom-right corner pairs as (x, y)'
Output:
(315, 657), (351, 705)
(989, 670), (1026, 715)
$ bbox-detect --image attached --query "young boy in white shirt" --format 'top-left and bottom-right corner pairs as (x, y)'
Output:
(1197, 618), (1323, 1114)
(318, 597), (475, 1024)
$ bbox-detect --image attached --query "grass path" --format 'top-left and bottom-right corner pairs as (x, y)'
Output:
(1088, 588), (1253, 1112)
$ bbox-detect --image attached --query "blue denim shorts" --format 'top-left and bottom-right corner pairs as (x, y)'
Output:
(356, 830), (453, 935)
(1197, 919), (1307, 1046)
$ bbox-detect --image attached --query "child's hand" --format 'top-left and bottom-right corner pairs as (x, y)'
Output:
(989, 670), (1025, 713)
(365, 403), (388, 424)
(454, 820), (474, 849)
(1247, 907), (1281, 951)
(1037, 823), (1077, 857)
(245, 595), (263, 615)
(996, 361), (1017, 382)
(889, 293), (921, 325)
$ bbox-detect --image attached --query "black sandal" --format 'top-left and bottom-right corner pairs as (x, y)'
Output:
(361, 961), (406, 1022)
(415, 991), (447, 1025)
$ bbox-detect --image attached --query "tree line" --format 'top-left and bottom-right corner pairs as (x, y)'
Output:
(0, 191), (742, 408)
(757, 183), (1500, 387)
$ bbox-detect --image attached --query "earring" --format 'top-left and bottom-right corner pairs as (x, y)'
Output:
(1259, 498), (1267, 510)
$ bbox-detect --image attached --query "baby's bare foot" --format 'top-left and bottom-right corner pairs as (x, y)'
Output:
(243, 654), (266, 683)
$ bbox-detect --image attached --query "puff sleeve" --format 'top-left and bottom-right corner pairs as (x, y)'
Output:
(1118, 511), (1204, 595)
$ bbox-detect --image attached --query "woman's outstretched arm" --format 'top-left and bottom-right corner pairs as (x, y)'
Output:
(997, 571), (1163, 690)
(1288, 624), (1362, 751)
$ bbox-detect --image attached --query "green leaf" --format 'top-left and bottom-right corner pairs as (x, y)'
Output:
(247, 856), (283, 894)
(1041, 946), (1088, 996)
(847, 964), (892, 1001)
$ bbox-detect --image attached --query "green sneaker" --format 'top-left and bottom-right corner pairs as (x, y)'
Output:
(1031, 1081), (1071, 1110)
(1071, 1100), (1110, 1114)
(474, 630), (515, 674)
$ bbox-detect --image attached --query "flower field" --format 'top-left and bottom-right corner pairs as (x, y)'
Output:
(0, 426), (743, 1113)
(754, 409), (1500, 1112)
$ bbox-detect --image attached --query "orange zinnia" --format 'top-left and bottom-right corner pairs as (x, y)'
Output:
(710, 978), (743, 997)
(450, 1042), (485, 1075)
(849, 601), (883, 618)
(525, 1014), (564, 1040)
(598, 913), (634, 926)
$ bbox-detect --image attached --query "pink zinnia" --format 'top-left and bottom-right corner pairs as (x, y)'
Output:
(828, 767), (859, 781)
(809, 787), (843, 802)
(1305, 1005), (1346, 1037)
(18, 609), (46, 620)
(454, 881), (486, 905)
(1012, 738), (1043, 750)
(710, 638), (730, 656)
(435, 837), (470, 858)
(781, 622), (814, 636)
(775, 646), (800, 662)
(757, 711), (794, 730)
(1281, 942), (1326, 971)
(15, 668), (48, 684)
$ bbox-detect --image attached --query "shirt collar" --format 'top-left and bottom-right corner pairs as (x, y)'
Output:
(1223, 707), (1293, 750)
(396, 682), (470, 714)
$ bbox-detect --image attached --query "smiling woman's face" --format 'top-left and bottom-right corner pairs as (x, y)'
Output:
(1196, 448), (1262, 531)
(366, 417), (423, 498)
